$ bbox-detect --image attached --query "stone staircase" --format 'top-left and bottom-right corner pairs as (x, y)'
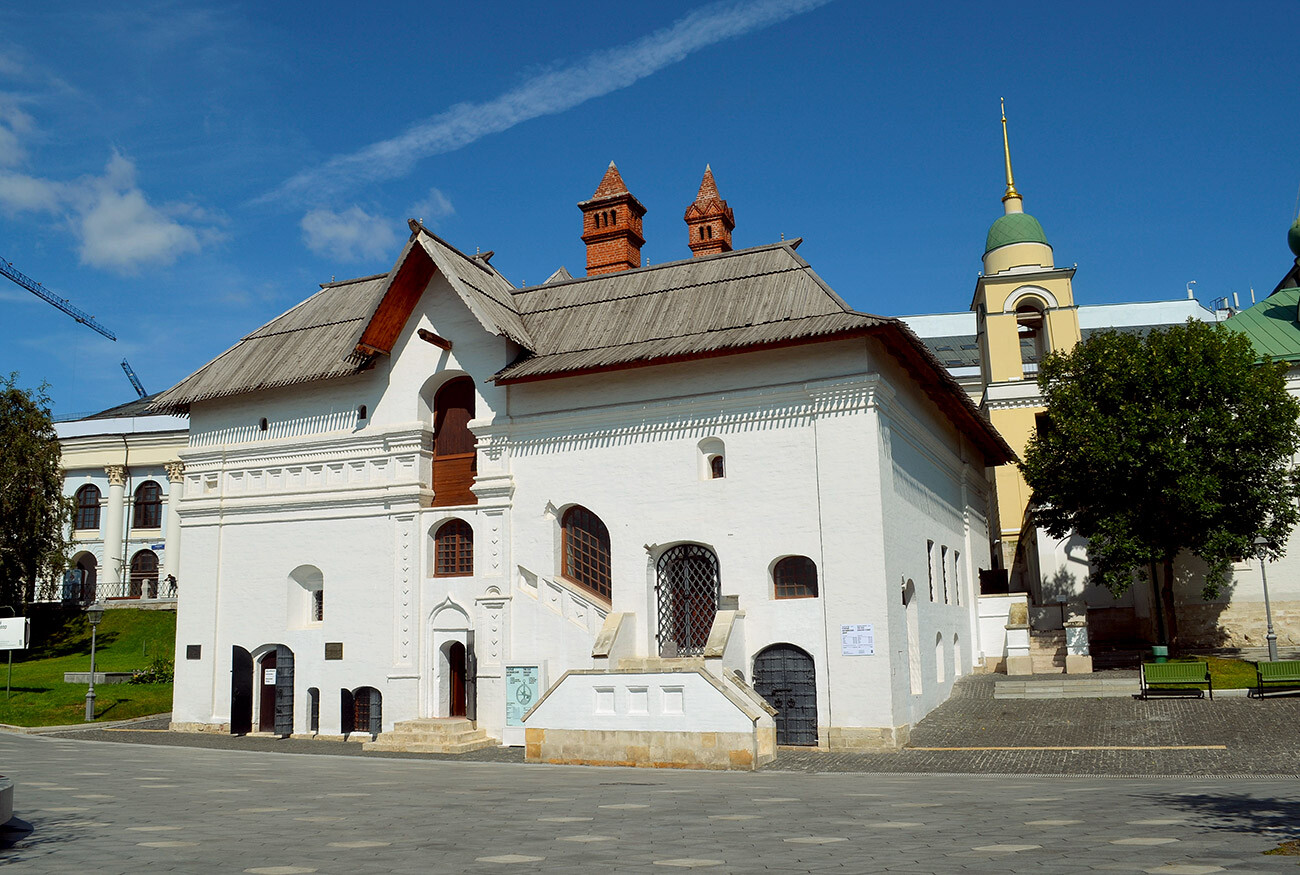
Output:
(1028, 629), (1066, 674)
(362, 718), (497, 754)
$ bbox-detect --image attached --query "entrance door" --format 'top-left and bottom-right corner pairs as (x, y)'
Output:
(231, 646), (253, 735)
(753, 644), (818, 746)
(273, 645), (294, 736)
(448, 641), (467, 717)
(258, 652), (277, 732)
(655, 544), (720, 657)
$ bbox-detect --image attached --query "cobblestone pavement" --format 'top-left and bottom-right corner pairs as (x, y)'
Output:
(4, 731), (1300, 874)
(46, 675), (1300, 777)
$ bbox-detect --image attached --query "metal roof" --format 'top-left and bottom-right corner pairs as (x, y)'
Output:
(1226, 287), (1300, 363)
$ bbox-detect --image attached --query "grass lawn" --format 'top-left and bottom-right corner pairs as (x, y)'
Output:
(0, 608), (175, 727)
(1164, 656), (1258, 690)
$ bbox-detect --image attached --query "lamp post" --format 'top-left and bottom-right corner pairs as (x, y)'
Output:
(1254, 537), (1279, 663)
(85, 603), (104, 722)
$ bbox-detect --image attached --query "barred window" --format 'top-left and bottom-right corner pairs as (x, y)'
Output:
(133, 480), (162, 529)
(74, 484), (101, 531)
(562, 505), (611, 600)
(434, 519), (474, 577)
(312, 589), (324, 622)
(774, 555), (818, 599)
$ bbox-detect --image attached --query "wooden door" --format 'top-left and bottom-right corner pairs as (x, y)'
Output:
(432, 377), (477, 507)
(258, 652), (277, 732)
(273, 645), (294, 737)
(449, 642), (467, 717)
(230, 646), (253, 735)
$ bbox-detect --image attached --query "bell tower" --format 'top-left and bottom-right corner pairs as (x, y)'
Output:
(579, 162), (647, 276)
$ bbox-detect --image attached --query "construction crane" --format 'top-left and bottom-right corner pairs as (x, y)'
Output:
(0, 253), (116, 341)
(120, 358), (147, 398)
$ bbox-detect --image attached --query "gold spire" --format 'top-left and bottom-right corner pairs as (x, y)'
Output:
(1001, 98), (1021, 207)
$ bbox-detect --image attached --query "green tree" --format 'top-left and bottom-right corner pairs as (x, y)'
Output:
(0, 374), (72, 608)
(1020, 320), (1300, 645)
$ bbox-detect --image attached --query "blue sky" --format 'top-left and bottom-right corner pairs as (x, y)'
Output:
(1, 0), (1297, 415)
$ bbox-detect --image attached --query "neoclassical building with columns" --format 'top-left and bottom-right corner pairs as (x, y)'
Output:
(156, 163), (1012, 766)
(54, 395), (188, 605)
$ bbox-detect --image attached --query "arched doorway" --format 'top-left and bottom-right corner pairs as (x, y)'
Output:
(753, 644), (818, 746)
(432, 376), (477, 507)
(67, 554), (97, 604)
(250, 645), (294, 736)
(656, 544), (720, 657)
(230, 646), (253, 735)
(448, 641), (467, 717)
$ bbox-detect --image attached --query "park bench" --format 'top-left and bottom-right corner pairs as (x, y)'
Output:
(1254, 659), (1300, 698)
(1140, 661), (1213, 699)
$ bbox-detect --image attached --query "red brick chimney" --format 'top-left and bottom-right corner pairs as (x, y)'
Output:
(684, 165), (734, 257)
(578, 162), (647, 276)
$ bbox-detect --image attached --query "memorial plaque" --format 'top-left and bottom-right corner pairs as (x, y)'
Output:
(840, 623), (875, 656)
(505, 665), (539, 727)
(186, 644), (201, 660)
(324, 642), (344, 660)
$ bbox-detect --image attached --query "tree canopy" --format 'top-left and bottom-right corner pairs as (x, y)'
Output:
(0, 374), (71, 608)
(1020, 320), (1300, 622)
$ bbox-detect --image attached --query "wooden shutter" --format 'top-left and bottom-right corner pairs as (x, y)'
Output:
(432, 377), (478, 507)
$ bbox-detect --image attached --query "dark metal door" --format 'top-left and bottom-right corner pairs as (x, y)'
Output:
(340, 688), (355, 735)
(656, 544), (720, 657)
(274, 645), (294, 737)
(258, 652), (277, 732)
(465, 632), (477, 722)
(367, 687), (383, 735)
(753, 644), (818, 746)
(231, 646), (253, 735)
(449, 642), (467, 717)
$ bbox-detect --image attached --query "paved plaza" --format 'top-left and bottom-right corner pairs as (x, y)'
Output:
(3, 730), (1300, 874)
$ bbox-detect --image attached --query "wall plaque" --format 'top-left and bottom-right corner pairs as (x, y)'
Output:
(186, 644), (201, 660)
(324, 642), (344, 660)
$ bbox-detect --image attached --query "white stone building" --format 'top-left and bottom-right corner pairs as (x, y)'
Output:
(53, 396), (188, 605)
(158, 166), (1012, 766)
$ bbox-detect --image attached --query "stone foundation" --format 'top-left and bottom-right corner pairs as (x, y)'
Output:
(169, 721), (230, 734)
(524, 726), (775, 770)
(1176, 601), (1300, 648)
(824, 724), (910, 750)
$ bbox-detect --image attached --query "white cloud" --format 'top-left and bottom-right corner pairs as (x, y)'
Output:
(0, 99), (35, 166)
(263, 0), (834, 204)
(0, 170), (62, 213)
(72, 153), (203, 271)
(409, 187), (454, 225)
(300, 204), (399, 262)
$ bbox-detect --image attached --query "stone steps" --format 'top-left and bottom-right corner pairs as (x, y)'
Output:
(362, 718), (497, 754)
(1029, 630), (1066, 674)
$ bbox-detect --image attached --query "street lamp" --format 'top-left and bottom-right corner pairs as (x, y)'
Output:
(85, 602), (104, 722)
(1253, 537), (1279, 663)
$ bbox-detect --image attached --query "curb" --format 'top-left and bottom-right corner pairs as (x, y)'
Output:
(0, 712), (172, 735)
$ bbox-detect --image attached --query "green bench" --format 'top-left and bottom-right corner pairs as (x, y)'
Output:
(1254, 659), (1300, 698)
(1140, 661), (1213, 699)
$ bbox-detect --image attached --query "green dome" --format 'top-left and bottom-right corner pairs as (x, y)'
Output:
(985, 212), (1050, 255)
(1289, 218), (1300, 258)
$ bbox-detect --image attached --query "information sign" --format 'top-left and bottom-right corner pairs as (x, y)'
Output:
(0, 618), (29, 651)
(840, 623), (875, 656)
(505, 665), (540, 726)
(263, 668), (276, 685)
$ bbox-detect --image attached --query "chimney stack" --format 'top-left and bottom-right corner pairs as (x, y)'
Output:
(578, 162), (646, 276)
(684, 165), (734, 257)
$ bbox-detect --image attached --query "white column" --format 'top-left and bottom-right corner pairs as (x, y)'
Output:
(103, 465), (127, 589)
(163, 462), (185, 587)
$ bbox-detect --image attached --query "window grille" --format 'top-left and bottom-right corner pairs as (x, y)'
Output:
(74, 485), (101, 530)
(562, 506), (611, 600)
(774, 556), (818, 599)
(434, 519), (474, 577)
(133, 481), (162, 529)
(656, 544), (720, 657)
(312, 589), (324, 622)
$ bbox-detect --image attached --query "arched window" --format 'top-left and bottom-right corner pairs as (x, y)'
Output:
(935, 632), (946, 683)
(129, 549), (159, 599)
(289, 565), (323, 625)
(432, 377), (477, 507)
(656, 544), (720, 657)
(74, 485), (101, 531)
(710, 455), (725, 479)
(133, 481), (162, 529)
(561, 505), (611, 600)
(773, 556), (818, 599)
(1016, 302), (1046, 371)
(348, 686), (382, 737)
(610, 209), (617, 224)
(434, 519), (474, 577)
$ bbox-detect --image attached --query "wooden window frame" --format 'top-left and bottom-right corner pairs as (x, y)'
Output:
(128, 549), (158, 599)
(133, 480), (163, 529)
(773, 555), (818, 599)
(561, 505), (612, 601)
(433, 519), (474, 577)
(709, 455), (725, 479)
(74, 484), (101, 531)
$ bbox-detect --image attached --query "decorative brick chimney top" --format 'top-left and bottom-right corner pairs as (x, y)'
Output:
(684, 165), (734, 257)
(578, 162), (647, 276)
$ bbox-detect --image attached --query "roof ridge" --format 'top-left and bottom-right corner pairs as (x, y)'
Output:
(319, 272), (388, 289)
(520, 264), (808, 315)
(415, 224), (510, 284)
(512, 239), (803, 295)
